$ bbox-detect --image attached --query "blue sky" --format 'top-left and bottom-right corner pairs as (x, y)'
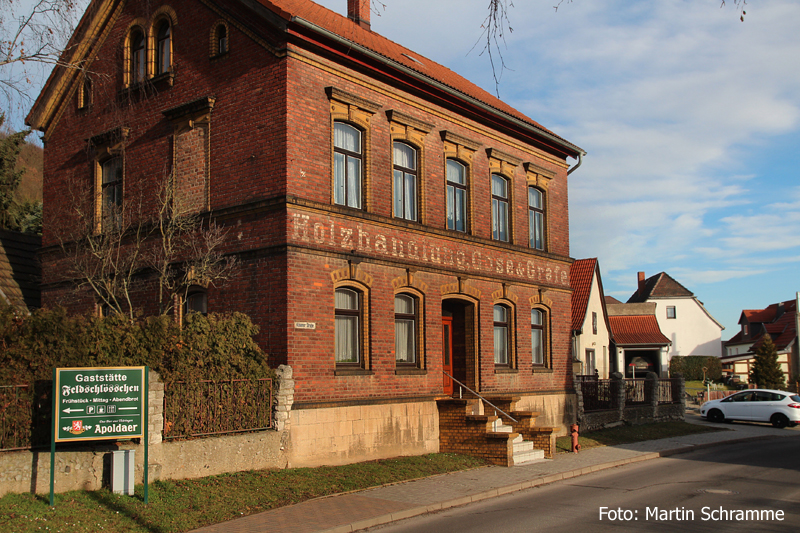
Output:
(6, 0), (799, 338)
(313, 0), (800, 337)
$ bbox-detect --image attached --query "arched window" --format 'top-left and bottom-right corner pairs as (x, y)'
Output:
(333, 122), (362, 209)
(216, 24), (228, 55)
(494, 304), (510, 365)
(156, 20), (172, 75)
(531, 309), (546, 366)
(491, 174), (509, 241)
(335, 288), (361, 364)
(185, 287), (208, 315)
(393, 142), (417, 221)
(446, 159), (467, 232)
(130, 28), (146, 84)
(395, 294), (417, 365)
(528, 187), (544, 250)
(78, 77), (92, 110)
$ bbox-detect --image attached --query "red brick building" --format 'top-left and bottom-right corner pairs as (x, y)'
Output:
(28, 0), (584, 466)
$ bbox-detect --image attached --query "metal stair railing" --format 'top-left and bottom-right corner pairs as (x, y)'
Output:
(442, 371), (517, 424)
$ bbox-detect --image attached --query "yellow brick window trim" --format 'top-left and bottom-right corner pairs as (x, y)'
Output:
(326, 87), (380, 213)
(492, 297), (517, 370)
(89, 127), (130, 234)
(209, 19), (230, 58)
(524, 161), (554, 252)
(529, 291), (552, 370)
(393, 286), (426, 370)
(387, 110), (433, 225)
(148, 6), (178, 82)
(333, 279), (372, 371)
(123, 19), (148, 88)
(441, 131), (480, 235)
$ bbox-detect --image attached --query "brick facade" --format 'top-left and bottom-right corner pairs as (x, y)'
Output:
(29, 0), (583, 465)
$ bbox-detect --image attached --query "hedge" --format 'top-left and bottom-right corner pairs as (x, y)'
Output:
(669, 355), (722, 381)
(0, 304), (273, 448)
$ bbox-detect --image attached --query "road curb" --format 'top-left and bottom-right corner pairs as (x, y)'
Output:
(320, 434), (788, 533)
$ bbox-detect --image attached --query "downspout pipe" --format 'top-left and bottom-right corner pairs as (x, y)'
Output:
(567, 151), (584, 175)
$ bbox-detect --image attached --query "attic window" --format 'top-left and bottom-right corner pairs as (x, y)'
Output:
(402, 53), (424, 66)
(666, 306), (676, 319)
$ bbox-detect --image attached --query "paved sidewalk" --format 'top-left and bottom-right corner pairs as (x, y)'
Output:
(191, 417), (800, 533)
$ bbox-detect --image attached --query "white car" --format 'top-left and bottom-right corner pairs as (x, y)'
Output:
(700, 389), (800, 428)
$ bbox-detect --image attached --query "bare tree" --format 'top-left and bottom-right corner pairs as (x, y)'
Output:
(147, 170), (237, 316)
(0, 0), (83, 115)
(57, 168), (236, 320)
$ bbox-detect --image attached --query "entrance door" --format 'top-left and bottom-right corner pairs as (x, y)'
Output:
(442, 316), (453, 395)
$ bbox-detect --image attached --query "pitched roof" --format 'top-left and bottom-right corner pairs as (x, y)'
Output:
(570, 258), (597, 331)
(604, 296), (622, 305)
(726, 299), (797, 353)
(261, 0), (569, 143)
(0, 230), (41, 313)
(27, 0), (583, 158)
(608, 315), (670, 346)
(627, 272), (694, 303)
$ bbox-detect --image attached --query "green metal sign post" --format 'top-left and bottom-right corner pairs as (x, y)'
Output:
(49, 366), (148, 506)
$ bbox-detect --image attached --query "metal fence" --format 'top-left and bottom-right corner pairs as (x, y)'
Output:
(658, 378), (682, 404)
(625, 379), (650, 405)
(0, 385), (33, 451)
(581, 379), (619, 412)
(163, 378), (273, 439)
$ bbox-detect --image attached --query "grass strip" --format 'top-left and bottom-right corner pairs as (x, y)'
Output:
(0, 453), (486, 533)
(555, 420), (724, 453)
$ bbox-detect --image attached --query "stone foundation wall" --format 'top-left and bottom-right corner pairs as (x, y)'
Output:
(288, 399), (439, 467)
(508, 392), (577, 436)
(0, 366), (294, 497)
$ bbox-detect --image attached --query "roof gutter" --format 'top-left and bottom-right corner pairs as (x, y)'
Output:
(291, 17), (584, 160)
(567, 151), (583, 175)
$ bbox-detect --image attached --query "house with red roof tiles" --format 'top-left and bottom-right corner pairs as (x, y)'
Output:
(722, 297), (799, 384)
(627, 272), (724, 367)
(606, 301), (671, 377)
(26, 0), (584, 467)
(570, 258), (613, 378)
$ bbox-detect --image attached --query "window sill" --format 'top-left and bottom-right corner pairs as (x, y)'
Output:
(334, 368), (373, 377)
(210, 51), (229, 61)
(532, 367), (553, 374)
(494, 367), (518, 374)
(395, 368), (426, 376)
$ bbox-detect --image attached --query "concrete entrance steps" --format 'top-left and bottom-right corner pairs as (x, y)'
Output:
(512, 434), (545, 464)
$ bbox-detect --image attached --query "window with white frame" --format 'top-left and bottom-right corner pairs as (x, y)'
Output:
(494, 304), (510, 365)
(395, 294), (417, 365)
(528, 186), (544, 250)
(333, 122), (363, 209)
(446, 159), (467, 232)
(393, 142), (418, 221)
(531, 308), (546, 366)
(492, 174), (509, 241)
(335, 288), (361, 364)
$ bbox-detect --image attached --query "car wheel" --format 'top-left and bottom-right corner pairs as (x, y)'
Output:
(771, 414), (789, 429)
(707, 409), (725, 423)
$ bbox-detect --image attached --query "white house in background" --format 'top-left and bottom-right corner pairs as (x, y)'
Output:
(570, 259), (613, 378)
(627, 272), (724, 363)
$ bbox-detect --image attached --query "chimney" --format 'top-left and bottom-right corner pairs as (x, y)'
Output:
(348, 0), (371, 30)
(637, 272), (645, 298)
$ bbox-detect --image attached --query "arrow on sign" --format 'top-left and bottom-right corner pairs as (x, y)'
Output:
(62, 408), (84, 414)
(119, 407), (138, 410)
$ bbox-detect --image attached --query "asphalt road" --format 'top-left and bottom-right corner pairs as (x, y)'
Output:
(369, 438), (800, 532)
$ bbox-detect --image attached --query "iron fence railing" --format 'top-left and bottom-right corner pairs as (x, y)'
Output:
(163, 378), (273, 439)
(658, 378), (682, 404)
(625, 379), (650, 405)
(581, 379), (620, 412)
(0, 384), (33, 451)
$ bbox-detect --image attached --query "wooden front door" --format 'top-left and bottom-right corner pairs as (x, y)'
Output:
(442, 316), (453, 395)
